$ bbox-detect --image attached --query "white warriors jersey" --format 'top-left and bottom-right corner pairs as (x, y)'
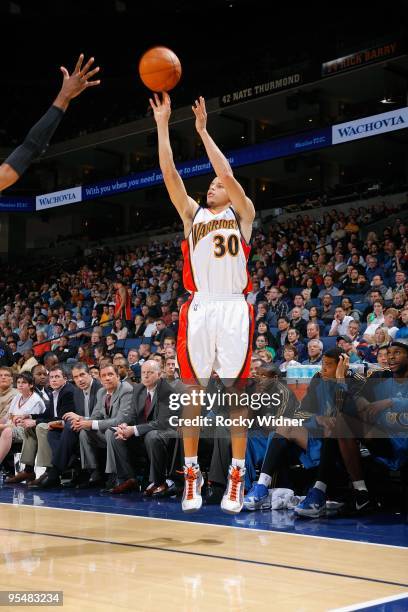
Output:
(181, 206), (252, 294)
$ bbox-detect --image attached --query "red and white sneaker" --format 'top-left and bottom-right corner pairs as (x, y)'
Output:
(221, 465), (246, 514)
(182, 464), (203, 512)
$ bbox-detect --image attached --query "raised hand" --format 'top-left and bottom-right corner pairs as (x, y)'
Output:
(149, 92), (171, 126)
(192, 96), (207, 134)
(54, 54), (101, 110)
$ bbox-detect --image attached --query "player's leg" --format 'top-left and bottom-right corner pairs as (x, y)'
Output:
(295, 436), (338, 517)
(337, 413), (375, 514)
(215, 298), (254, 513)
(177, 296), (215, 511)
(245, 425), (309, 511)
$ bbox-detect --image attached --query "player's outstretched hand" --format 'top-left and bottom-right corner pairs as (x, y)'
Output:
(54, 54), (101, 110)
(149, 92), (171, 125)
(192, 96), (207, 134)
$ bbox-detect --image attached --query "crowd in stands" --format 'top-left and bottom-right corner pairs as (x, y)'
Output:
(0, 199), (407, 513)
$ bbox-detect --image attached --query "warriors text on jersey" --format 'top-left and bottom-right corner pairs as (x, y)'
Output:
(182, 207), (252, 295)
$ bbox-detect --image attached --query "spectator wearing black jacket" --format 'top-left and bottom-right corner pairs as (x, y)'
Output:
(53, 336), (77, 363)
(0, 339), (14, 367)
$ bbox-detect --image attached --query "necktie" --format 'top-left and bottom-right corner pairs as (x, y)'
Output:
(143, 392), (151, 422)
(105, 394), (112, 417)
(84, 392), (90, 418)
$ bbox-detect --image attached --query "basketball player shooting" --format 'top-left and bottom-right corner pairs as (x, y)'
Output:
(150, 92), (255, 513)
(0, 54), (100, 192)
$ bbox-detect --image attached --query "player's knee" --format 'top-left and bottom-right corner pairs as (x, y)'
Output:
(145, 429), (160, 443)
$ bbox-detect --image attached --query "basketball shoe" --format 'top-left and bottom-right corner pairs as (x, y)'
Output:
(182, 464), (203, 512)
(221, 465), (246, 514)
(294, 486), (326, 518)
(243, 483), (271, 511)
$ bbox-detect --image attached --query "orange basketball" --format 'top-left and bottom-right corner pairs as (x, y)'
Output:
(138, 46), (182, 92)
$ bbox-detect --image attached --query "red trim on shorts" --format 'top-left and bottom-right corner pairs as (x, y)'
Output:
(177, 295), (198, 383)
(181, 239), (198, 293)
(236, 302), (254, 381)
(241, 238), (253, 294)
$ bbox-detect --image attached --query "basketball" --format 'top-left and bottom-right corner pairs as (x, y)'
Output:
(138, 46), (182, 92)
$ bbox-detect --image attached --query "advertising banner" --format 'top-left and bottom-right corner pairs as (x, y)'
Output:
(35, 186), (82, 211)
(0, 198), (34, 212)
(332, 107), (408, 144)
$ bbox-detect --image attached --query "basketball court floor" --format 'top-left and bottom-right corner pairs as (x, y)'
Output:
(0, 486), (407, 611)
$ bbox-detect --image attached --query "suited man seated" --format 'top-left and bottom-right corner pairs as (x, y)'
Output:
(73, 362), (133, 487)
(7, 365), (75, 486)
(109, 360), (178, 495)
(32, 362), (102, 488)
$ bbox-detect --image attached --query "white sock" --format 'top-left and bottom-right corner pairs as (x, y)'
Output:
(258, 473), (272, 488)
(184, 456), (198, 466)
(231, 458), (245, 469)
(353, 480), (367, 492)
(315, 481), (327, 493)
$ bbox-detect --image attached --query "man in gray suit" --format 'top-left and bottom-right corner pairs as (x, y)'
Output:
(73, 362), (133, 487)
(108, 360), (178, 495)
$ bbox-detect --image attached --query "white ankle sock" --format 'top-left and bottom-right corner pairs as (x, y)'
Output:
(184, 456), (198, 466)
(315, 481), (327, 493)
(258, 473), (272, 488)
(353, 480), (367, 492)
(231, 458), (245, 469)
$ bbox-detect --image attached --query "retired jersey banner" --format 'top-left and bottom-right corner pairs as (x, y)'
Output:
(219, 70), (307, 107)
(322, 40), (403, 76)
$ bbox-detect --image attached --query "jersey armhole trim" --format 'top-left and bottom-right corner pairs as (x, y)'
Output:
(184, 205), (202, 240)
(229, 206), (250, 247)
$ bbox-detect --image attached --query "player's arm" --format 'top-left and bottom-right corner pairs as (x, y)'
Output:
(192, 96), (255, 240)
(0, 54), (100, 192)
(149, 93), (198, 235)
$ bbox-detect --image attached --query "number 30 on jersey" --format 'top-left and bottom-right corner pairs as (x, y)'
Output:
(213, 234), (239, 258)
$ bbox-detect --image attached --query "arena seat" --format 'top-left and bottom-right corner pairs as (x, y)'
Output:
(122, 338), (144, 351)
(289, 287), (303, 297)
(350, 294), (365, 304)
(321, 336), (337, 351)
(354, 303), (367, 313)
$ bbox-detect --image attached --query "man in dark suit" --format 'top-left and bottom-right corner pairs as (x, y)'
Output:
(109, 360), (178, 495)
(7, 365), (75, 486)
(32, 364), (52, 408)
(74, 363), (133, 487)
(33, 362), (102, 488)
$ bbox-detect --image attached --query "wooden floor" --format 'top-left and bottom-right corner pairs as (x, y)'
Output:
(0, 504), (407, 611)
